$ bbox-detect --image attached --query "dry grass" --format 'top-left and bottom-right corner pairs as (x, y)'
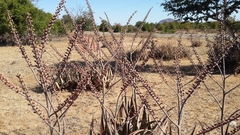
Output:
(1, 1), (239, 134)
(0, 33), (239, 134)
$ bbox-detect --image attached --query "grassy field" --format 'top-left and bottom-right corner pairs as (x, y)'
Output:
(0, 33), (239, 135)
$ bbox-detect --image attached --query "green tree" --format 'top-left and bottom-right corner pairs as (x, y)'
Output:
(161, 0), (240, 44)
(149, 22), (155, 32)
(113, 23), (122, 32)
(127, 25), (137, 33)
(0, 1), (9, 35)
(0, 0), (35, 35)
(161, 0), (240, 22)
(208, 21), (219, 29)
(157, 24), (165, 31)
(62, 14), (74, 32)
(142, 23), (149, 31)
(180, 22), (191, 30)
(138, 22), (155, 32)
(51, 19), (65, 35)
(135, 21), (143, 28)
(161, 22), (176, 33)
(169, 22), (176, 30)
(67, 4), (93, 31)
(232, 21), (240, 31)
(29, 9), (54, 36)
(76, 11), (94, 31)
(99, 20), (108, 32)
(0, 0), (64, 37)
(226, 17), (240, 32)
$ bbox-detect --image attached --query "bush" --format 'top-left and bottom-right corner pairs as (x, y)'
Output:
(207, 35), (239, 74)
(0, 0), (67, 46)
(151, 44), (188, 61)
(113, 23), (122, 32)
(191, 40), (202, 47)
(1, 0), (240, 135)
(0, 33), (14, 46)
(126, 49), (149, 62)
(127, 25), (137, 32)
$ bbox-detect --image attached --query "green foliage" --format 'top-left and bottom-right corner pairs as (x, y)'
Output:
(135, 21), (155, 32)
(30, 10), (53, 36)
(99, 20), (108, 32)
(161, 0), (240, 22)
(226, 20), (240, 32)
(0, 1), (9, 35)
(135, 21), (142, 28)
(75, 11), (94, 31)
(157, 24), (165, 31)
(162, 22), (176, 33)
(62, 15), (74, 32)
(0, 0), (60, 36)
(0, 0), (66, 46)
(51, 19), (65, 35)
(180, 22), (191, 30)
(142, 22), (155, 32)
(0, 0), (34, 34)
(61, 11), (94, 32)
(155, 21), (220, 33)
(208, 21), (219, 29)
(113, 23), (122, 32)
(161, 0), (239, 76)
(142, 23), (149, 31)
(133, 18), (221, 33)
(127, 24), (137, 33)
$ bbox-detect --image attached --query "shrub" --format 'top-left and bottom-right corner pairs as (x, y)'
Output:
(151, 43), (188, 61)
(0, 0), (239, 135)
(191, 40), (202, 47)
(126, 49), (149, 62)
(0, 33), (14, 46)
(207, 35), (239, 74)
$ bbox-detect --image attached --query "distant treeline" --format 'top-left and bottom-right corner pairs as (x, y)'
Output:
(104, 20), (240, 33)
(1, 0), (240, 46)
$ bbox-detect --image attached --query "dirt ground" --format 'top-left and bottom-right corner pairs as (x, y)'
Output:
(0, 33), (239, 135)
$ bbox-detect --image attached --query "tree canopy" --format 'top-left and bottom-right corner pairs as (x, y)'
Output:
(0, 0), (66, 45)
(161, 0), (240, 22)
(0, 0), (33, 34)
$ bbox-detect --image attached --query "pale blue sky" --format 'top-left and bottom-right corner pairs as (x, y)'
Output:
(35, 0), (173, 25)
(35, 0), (240, 25)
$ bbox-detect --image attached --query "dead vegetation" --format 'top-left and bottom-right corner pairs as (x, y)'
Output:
(0, 0), (239, 135)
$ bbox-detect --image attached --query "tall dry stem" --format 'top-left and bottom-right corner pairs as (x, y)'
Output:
(0, 0), (240, 134)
